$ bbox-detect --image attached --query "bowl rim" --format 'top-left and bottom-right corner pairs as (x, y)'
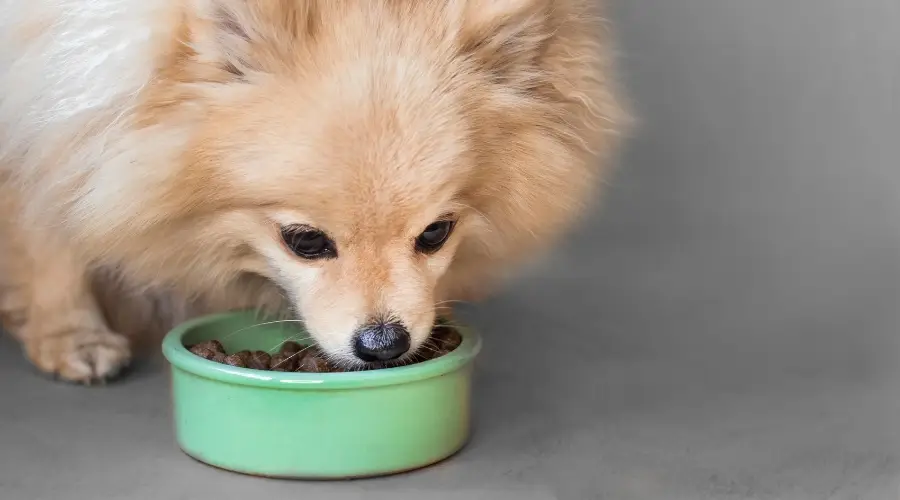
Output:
(162, 311), (482, 390)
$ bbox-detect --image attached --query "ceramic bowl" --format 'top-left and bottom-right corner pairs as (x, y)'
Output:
(161, 311), (481, 479)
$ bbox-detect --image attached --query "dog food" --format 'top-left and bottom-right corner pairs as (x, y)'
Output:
(186, 325), (463, 372)
(222, 354), (245, 367)
(430, 325), (462, 355)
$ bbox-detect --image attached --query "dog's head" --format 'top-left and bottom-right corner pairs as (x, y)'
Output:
(65, 0), (625, 366)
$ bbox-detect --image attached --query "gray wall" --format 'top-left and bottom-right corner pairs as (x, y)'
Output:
(472, 0), (900, 397)
(461, 0), (900, 497)
(577, 0), (900, 375)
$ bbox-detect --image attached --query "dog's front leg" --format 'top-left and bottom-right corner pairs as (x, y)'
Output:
(1, 222), (131, 384)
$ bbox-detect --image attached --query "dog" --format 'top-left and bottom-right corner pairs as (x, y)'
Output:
(0, 0), (627, 383)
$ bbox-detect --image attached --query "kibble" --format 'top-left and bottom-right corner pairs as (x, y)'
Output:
(280, 341), (302, 356)
(186, 324), (462, 372)
(194, 340), (225, 354)
(248, 351), (271, 370)
(269, 353), (296, 372)
(295, 355), (330, 373)
(188, 345), (217, 360)
(223, 354), (247, 368)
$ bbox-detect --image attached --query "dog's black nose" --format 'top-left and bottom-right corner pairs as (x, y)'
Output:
(353, 322), (411, 362)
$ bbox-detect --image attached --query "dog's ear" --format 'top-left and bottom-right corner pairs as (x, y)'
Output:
(187, 0), (318, 79)
(456, 0), (554, 73)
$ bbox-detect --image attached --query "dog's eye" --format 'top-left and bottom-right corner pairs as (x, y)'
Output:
(280, 225), (337, 260)
(415, 220), (455, 254)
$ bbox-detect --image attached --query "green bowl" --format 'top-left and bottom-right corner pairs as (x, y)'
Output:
(161, 311), (482, 479)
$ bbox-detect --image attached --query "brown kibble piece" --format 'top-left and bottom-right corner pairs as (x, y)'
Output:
(212, 352), (226, 363)
(280, 341), (302, 356)
(303, 345), (324, 358)
(194, 340), (225, 354)
(189, 345), (217, 360)
(223, 354), (247, 368)
(248, 351), (271, 370)
(269, 353), (296, 372)
(296, 355), (329, 373)
(234, 350), (252, 364)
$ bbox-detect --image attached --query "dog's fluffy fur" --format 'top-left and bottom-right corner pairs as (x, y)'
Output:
(0, 0), (627, 382)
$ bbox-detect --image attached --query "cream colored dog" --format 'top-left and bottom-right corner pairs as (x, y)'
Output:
(0, 0), (627, 382)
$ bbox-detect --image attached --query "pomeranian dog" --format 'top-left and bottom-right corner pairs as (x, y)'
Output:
(0, 0), (627, 383)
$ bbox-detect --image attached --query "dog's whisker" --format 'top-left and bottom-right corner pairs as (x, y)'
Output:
(264, 334), (314, 354)
(218, 318), (308, 342)
(416, 343), (441, 355)
(433, 299), (470, 307)
(434, 318), (465, 328)
(287, 344), (318, 362)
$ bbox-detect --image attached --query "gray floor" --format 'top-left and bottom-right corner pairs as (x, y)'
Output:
(2, 1), (900, 499)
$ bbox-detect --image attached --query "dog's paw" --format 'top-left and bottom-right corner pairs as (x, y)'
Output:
(24, 327), (132, 384)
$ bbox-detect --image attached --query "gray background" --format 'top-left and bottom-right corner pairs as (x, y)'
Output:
(2, 1), (899, 499)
